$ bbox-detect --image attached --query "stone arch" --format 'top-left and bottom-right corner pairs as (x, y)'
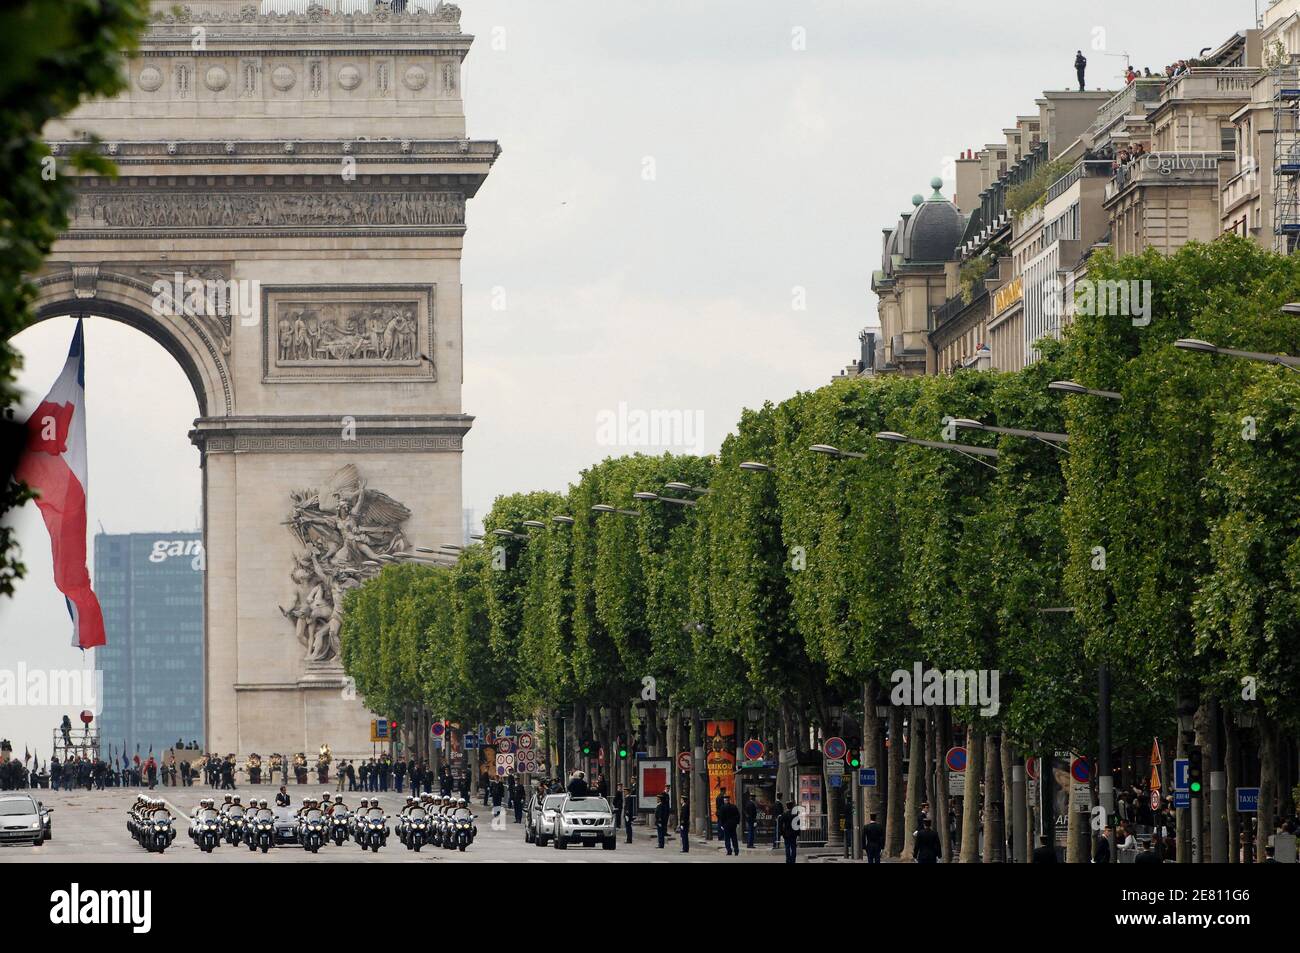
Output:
(31, 268), (233, 417)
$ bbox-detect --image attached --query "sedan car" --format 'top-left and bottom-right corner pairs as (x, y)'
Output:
(528, 793), (567, 847)
(271, 806), (300, 845)
(552, 795), (616, 850)
(0, 794), (50, 847)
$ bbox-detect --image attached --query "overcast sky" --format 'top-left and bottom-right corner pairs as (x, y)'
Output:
(1, 0), (1251, 754)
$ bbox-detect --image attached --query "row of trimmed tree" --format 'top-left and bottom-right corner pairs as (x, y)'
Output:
(341, 237), (1300, 860)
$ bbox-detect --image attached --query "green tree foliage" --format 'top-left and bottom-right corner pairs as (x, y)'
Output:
(1196, 371), (1300, 732)
(1, 0), (148, 598)
(1062, 238), (1300, 719)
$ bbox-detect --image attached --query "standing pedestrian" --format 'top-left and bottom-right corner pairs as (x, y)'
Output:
(624, 786), (637, 843)
(718, 795), (741, 856)
(779, 801), (799, 864)
(913, 818), (942, 863)
(1075, 50), (1087, 91)
(742, 792), (758, 849)
(862, 811), (885, 863)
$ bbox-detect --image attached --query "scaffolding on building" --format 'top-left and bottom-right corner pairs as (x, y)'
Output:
(1272, 62), (1300, 253)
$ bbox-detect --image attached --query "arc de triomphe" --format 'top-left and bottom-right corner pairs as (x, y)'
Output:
(34, 0), (497, 755)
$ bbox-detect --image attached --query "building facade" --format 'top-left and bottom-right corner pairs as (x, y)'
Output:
(94, 532), (205, 756)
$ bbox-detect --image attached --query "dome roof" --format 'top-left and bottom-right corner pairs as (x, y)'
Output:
(902, 179), (964, 263)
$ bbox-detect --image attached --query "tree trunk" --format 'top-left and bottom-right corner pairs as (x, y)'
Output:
(1224, 711), (1238, 864)
(937, 710), (953, 860)
(983, 733), (1005, 862)
(863, 681), (883, 822)
(1258, 715), (1277, 863)
(902, 708), (925, 860)
(960, 724), (983, 862)
(885, 706), (905, 857)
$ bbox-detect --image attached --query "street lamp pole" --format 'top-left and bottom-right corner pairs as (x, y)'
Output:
(1049, 381), (1123, 825)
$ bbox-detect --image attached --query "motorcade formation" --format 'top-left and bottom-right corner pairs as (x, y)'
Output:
(124, 791), (477, 855)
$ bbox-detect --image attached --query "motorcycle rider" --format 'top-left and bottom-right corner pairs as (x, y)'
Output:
(148, 798), (176, 846)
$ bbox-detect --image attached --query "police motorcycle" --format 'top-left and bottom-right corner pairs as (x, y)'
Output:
(126, 796), (147, 840)
(130, 798), (175, 853)
(327, 796), (351, 847)
(397, 798), (432, 852)
(192, 801), (223, 853)
(222, 797), (248, 846)
(297, 800), (328, 854)
(448, 798), (477, 852)
(353, 799), (389, 853)
(426, 796), (447, 848)
(143, 800), (176, 853)
(246, 800), (276, 853)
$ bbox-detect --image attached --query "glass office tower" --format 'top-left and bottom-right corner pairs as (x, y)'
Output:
(94, 532), (204, 756)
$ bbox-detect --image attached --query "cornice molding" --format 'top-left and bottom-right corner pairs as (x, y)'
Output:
(190, 413), (473, 454)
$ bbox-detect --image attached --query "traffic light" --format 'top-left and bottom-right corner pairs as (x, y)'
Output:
(617, 737), (629, 760)
(580, 739), (594, 757)
(1187, 746), (1203, 797)
(389, 719), (399, 736)
(848, 736), (861, 769)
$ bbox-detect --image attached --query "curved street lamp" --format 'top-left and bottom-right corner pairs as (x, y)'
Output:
(1174, 338), (1300, 372)
(592, 504), (639, 517)
(951, 417), (1069, 449)
(873, 431), (999, 470)
(1048, 380), (1122, 401)
(664, 481), (712, 495)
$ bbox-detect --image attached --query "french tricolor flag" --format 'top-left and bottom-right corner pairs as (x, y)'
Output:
(15, 320), (106, 649)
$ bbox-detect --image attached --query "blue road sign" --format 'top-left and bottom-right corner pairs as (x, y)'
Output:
(858, 768), (878, 787)
(1174, 758), (1189, 791)
(1237, 787), (1259, 813)
(1174, 790), (1190, 810)
(464, 733), (479, 750)
(830, 774), (842, 789)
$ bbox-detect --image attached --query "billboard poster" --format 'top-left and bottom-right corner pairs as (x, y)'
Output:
(637, 757), (672, 810)
(705, 719), (737, 821)
(798, 770), (823, 819)
(447, 724), (467, 780)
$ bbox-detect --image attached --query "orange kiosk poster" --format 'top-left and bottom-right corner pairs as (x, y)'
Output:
(705, 720), (737, 821)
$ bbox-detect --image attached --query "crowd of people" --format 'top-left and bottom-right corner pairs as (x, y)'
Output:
(1074, 48), (1206, 94)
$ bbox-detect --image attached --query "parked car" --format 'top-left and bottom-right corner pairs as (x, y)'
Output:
(0, 794), (51, 847)
(552, 795), (616, 850)
(528, 793), (567, 848)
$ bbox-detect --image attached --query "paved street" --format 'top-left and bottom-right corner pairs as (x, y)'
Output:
(0, 788), (787, 864)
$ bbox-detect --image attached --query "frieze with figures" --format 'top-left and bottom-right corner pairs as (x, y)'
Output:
(72, 190), (465, 230)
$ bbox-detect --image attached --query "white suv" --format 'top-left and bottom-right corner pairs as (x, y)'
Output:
(553, 795), (616, 851)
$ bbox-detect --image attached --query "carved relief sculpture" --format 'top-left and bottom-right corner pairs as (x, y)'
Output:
(275, 300), (419, 365)
(281, 465), (410, 663)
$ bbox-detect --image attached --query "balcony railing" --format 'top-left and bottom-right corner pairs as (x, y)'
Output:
(1044, 158), (1114, 206)
(1107, 151), (1231, 199)
(1088, 79), (1165, 139)
(1160, 67), (1258, 102)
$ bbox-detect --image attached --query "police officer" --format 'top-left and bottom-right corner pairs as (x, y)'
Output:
(654, 792), (670, 849)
